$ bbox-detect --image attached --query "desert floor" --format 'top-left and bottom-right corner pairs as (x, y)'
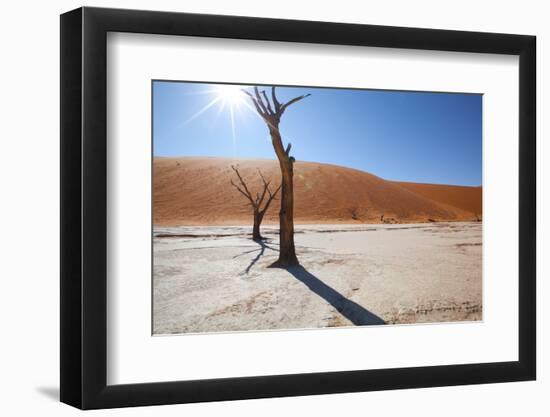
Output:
(153, 222), (482, 334)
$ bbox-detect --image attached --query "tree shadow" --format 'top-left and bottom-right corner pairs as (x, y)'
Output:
(237, 239), (279, 274)
(285, 265), (385, 326)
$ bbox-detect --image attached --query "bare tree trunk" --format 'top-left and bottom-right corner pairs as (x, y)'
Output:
(242, 86), (310, 267)
(252, 210), (262, 241)
(270, 129), (298, 266)
(278, 160), (298, 266)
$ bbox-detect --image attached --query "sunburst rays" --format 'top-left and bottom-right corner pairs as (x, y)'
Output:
(183, 84), (259, 156)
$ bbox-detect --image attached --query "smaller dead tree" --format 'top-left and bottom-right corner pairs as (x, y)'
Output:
(230, 165), (281, 241)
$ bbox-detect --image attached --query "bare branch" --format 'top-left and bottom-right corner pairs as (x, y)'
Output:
(261, 90), (274, 115)
(285, 142), (292, 155)
(257, 184), (269, 207)
(242, 89), (265, 117)
(257, 169), (270, 188)
(230, 179), (254, 203)
(260, 183), (281, 215)
(271, 86), (281, 112)
(230, 165), (255, 205)
(254, 87), (269, 115)
(231, 164), (282, 222)
(255, 170), (271, 207)
(271, 184), (282, 199)
(279, 93), (311, 116)
(230, 179), (254, 201)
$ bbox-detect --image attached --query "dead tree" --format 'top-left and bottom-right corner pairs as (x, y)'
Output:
(230, 165), (281, 241)
(243, 86), (310, 266)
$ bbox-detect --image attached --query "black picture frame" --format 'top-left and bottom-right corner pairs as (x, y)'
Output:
(60, 6), (536, 410)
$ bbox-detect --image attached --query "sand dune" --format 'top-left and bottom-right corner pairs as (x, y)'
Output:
(154, 157), (482, 226)
(394, 181), (482, 219)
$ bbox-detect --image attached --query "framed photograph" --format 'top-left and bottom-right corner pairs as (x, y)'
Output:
(60, 7), (536, 409)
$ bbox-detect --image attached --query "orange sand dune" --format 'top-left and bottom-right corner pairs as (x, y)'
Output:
(394, 181), (482, 219)
(154, 157), (482, 226)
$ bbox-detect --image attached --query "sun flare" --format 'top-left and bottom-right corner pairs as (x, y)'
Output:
(215, 85), (245, 106)
(184, 85), (257, 156)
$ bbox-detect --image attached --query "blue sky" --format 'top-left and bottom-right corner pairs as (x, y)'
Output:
(153, 81), (482, 186)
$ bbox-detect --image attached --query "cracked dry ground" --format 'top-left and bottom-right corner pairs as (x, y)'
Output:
(153, 222), (482, 334)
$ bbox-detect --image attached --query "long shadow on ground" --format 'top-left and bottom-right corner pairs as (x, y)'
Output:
(238, 240), (385, 326)
(285, 265), (385, 326)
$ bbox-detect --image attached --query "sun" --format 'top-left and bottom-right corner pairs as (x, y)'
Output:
(215, 84), (245, 106)
(184, 84), (255, 156)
